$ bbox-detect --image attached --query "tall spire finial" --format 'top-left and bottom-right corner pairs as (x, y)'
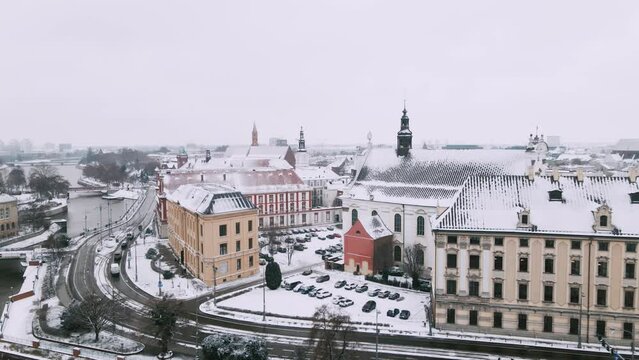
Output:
(403, 99), (407, 113)
(251, 122), (258, 146)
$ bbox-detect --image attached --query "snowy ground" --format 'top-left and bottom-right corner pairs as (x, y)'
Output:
(124, 236), (210, 299)
(0, 223), (61, 250)
(206, 268), (430, 333)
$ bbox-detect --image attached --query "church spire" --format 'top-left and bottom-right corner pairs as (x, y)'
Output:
(396, 103), (413, 157)
(252, 122), (258, 146)
(298, 126), (306, 152)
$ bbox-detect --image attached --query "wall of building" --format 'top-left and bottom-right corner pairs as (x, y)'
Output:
(0, 199), (18, 239)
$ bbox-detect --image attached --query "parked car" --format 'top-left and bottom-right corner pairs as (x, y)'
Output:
(334, 280), (347, 288)
(362, 300), (377, 313)
(277, 246), (287, 253)
(327, 226), (335, 230)
(293, 244), (305, 251)
(293, 283), (304, 292)
(355, 284), (369, 293)
(302, 269), (313, 276)
(378, 290), (391, 299)
(318, 235), (326, 240)
(368, 288), (381, 297)
(332, 295), (345, 305)
(259, 259), (267, 266)
(285, 281), (302, 290)
(399, 310), (411, 320)
(315, 249), (326, 255)
(301, 285), (315, 294)
(316, 274), (330, 283)
(338, 299), (354, 307)
(316, 290), (332, 299)
(389, 266), (404, 276)
(308, 288), (321, 297)
(326, 234), (335, 239)
(387, 308), (400, 317)
(396, 296), (405, 302)
(344, 283), (357, 290)
(311, 232), (318, 237)
(333, 233), (342, 238)
(389, 292), (400, 300)
(285, 237), (295, 244)
(418, 279), (432, 292)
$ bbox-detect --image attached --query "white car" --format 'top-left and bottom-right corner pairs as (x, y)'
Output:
(344, 283), (357, 290)
(332, 295), (344, 305)
(110, 263), (120, 277)
(316, 290), (332, 299)
(338, 299), (354, 307)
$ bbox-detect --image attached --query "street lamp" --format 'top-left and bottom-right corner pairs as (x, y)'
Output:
(262, 268), (266, 322)
(212, 264), (218, 305)
(611, 327), (635, 360)
(375, 309), (380, 360)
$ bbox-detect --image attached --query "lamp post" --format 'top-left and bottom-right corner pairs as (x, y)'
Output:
(262, 268), (266, 321)
(213, 264), (218, 305)
(135, 235), (139, 282)
(375, 309), (380, 360)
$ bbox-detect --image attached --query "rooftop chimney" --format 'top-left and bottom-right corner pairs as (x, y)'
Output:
(552, 168), (560, 182)
(629, 167), (638, 183)
(576, 168), (585, 183)
(526, 165), (535, 181)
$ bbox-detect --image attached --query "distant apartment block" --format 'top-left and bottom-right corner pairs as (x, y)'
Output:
(0, 194), (18, 239)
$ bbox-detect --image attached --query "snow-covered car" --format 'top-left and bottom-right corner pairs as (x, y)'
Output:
(378, 290), (391, 299)
(316, 290), (332, 299)
(318, 235), (326, 240)
(344, 283), (357, 290)
(316, 274), (330, 283)
(396, 296), (405, 302)
(293, 283), (304, 292)
(334, 280), (347, 288)
(332, 295), (345, 305)
(399, 310), (411, 320)
(110, 263), (120, 277)
(389, 292), (400, 300)
(327, 226), (335, 231)
(308, 288), (321, 297)
(338, 299), (354, 307)
(389, 266), (404, 276)
(302, 269), (313, 276)
(368, 288), (381, 297)
(355, 284), (369, 293)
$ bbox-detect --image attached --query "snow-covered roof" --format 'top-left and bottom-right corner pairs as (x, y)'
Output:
(181, 157), (292, 171)
(436, 175), (639, 236)
(0, 194), (17, 204)
(163, 169), (311, 195)
(166, 184), (255, 215)
(613, 139), (639, 151)
(295, 166), (342, 181)
(360, 215), (393, 240)
(224, 145), (292, 159)
(346, 148), (534, 207)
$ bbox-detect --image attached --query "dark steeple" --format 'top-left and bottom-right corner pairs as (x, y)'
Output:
(298, 126), (306, 152)
(396, 103), (413, 157)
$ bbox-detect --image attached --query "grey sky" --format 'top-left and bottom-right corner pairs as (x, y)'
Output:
(1, 1), (638, 148)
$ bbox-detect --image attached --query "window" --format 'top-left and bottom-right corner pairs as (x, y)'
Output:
(494, 255), (503, 271)
(279, 194), (284, 201)
(447, 236), (457, 244)
(518, 314), (527, 330)
(521, 214), (529, 225)
(268, 194), (274, 202)
(416, 249), (425, 266)
(446, 309), (455, 324)
(447, 253), (457, 268)
(200, 224), (203, 236)
(544, 285), (553, 302)
(351, 209), (358, 224)
(469, 310), (478, 326)
(626, 262), (636, 279)
(470, 236), (480, 245)
(248, 238), (253, 249)
(543, 316), (553, 333)
(596, 288), (607, 306)
(518, 283), (528, 300)
(394, 214), (402, 232)
(600, 215), (608, 227)
(394, 246), (402, 262)
(219, 243), (228, 255)
(469, 255), (480, 269)
(280, 216), (285, 226)
(417, 216), (425, 236)
(219, 225), (227, 237)
(446, 280), (457, 295)
(493, 312), (503, 328)
(235, 222), (240, 234)
(302, 214), (307, 223)
(596, 320), (606, 337)
(494, 282), (503, 299)
(627, 242), (637, 253)
(569, 318), (579, 335)
(371, 210), (378, 216)
(571, 259), (581, 276)
(236, 240), (241, 252)
(624, 323), (634, 340)
(570, 287), (580, 304)
(259, 218), (264, 228)
(597, 260), (608, 277)
(290, 214), (295, 225)
(625, 290), (635, 308)
(548, 189), (563, 201)
(248, 220), (253, 232)
(545, 239), (555, 248)
(571, 240), (581, 250)
(519, 238), (529, 247)
(544, 258), (554, 274)
(279, 203), (284, 212)
(469, 281), (479, 296)
(249, 256), (254, 267)
(236, 259), (242, 270)
(519, 257), (528, 272)
(598, 241), (609, 251)
(494, 237), (503, 246)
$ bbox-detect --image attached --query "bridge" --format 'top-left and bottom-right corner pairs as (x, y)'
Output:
(0, 250), (33, 261)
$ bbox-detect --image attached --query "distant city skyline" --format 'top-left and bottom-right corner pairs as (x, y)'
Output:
(1, 1), (638, 147)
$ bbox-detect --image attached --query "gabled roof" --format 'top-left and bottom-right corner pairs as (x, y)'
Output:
(166, 184), (255, 215)
(347, 214), (393, 240)
(436, 175), (639, 236)
(0, 194), (17, 203)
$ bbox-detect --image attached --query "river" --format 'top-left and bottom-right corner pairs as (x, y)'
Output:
(0, 259), (25, 304)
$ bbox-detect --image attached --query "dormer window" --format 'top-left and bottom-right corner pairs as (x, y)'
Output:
(600, 215), (608, 227)
(548, 189), (563, 202)
(593, 203), (613, 231)
(518, 209), (532, 228)
(630, 192), (639, 204)
(521, 214), (529, 225)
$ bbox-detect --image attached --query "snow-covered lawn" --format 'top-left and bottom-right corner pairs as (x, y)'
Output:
(125, 236), (210, 299)
(207, 268), (430, 333)
(0, 223), (61, 250)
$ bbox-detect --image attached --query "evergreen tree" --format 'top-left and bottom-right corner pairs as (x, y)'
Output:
(7, 167), (26, 191)
(265, 261), (282, 290)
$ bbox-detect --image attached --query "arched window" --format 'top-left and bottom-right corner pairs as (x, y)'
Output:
(394, 245), (402, 262)
(417, 216), (425, 236)
(417, 248), (425, 266)
(371, 210), (378, 216)
(394, 214), (402, 232)
(351, 209), (358, 224)
(600, 215), (608, 227)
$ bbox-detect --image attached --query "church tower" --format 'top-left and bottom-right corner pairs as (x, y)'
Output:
(252, 123), (258, 146)
(396, 104), (413, 157)
(298, 126), (306, 152)
(295, 126), (309, 168)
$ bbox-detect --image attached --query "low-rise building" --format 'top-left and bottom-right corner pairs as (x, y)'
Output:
(0, 194), (18, 239)
(433, 172), (639, 345)
(343, 214), (393, 275)
(166, 184), (259, 285)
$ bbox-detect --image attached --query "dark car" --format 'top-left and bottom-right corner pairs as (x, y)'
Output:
(334, 280), (347, 288)
(333, 233), (342, 238)
(300, 285), (315, 294)
(326, 234), (335, 239)
(315, 249), (325, 255)
(120, 241), (128, 250)
(387, 308), (400, 317)
(302, 269), (313, 276)
(277, 247), (287, 253)
(362, 300), (377, 313)
(316, 274), (330, 283)
(389, 292), (400, 300)
(294, 244), (305, 251)
(399, 310), (411, 320)
(285, 237), (295, 244)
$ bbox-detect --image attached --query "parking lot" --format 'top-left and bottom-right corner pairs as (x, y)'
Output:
(218, 269), (429, 332)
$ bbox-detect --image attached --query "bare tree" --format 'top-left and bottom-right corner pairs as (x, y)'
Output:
(72, 293), (122, 341)
(402, 244), (425, 288)
(308, 305), (355, 360)
(149, 295), (182, 358)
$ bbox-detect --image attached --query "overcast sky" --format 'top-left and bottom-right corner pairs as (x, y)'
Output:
(1, 1), (638, 148)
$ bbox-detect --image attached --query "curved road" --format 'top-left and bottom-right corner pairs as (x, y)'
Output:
(63, 187), (613, 359)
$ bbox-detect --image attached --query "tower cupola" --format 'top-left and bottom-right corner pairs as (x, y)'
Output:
(396, 104), (413, 157)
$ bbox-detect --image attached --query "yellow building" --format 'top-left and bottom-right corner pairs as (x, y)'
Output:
(166, 184), (259, 286)
(434, 174), (639, 347)
(0, 194), (18, 239)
